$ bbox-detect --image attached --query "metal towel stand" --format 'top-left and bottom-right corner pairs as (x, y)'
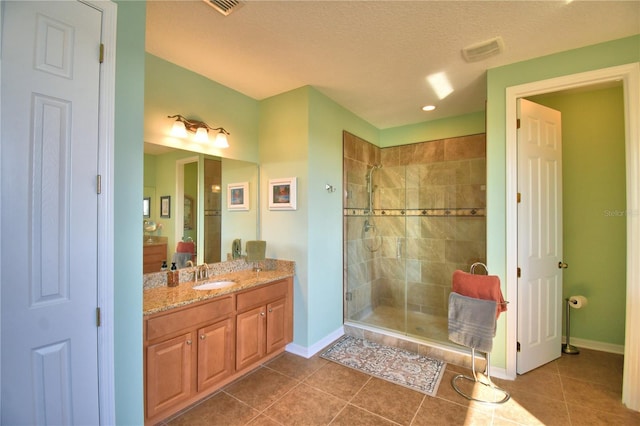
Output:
(451, 262), (510, 404)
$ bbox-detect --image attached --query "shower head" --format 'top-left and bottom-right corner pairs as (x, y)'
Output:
(366, 164), (382, 180)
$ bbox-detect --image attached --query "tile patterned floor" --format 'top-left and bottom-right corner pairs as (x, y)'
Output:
(159, 345), (640, 426)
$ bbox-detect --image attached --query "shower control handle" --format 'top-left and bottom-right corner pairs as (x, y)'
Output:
(558, 261), (568, 269)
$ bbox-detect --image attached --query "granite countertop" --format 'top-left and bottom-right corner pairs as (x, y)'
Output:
(143, 260), (294, 316)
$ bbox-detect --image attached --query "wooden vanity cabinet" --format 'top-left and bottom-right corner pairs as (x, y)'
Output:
(144, 276), (293, 425)
(236, 279), (292, 370)
(144, 296), (234, 421)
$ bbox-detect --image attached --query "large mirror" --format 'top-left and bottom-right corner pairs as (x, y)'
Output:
(143, 142), (259, 273)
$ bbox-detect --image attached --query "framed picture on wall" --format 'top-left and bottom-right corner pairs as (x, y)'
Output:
(227, 182), (249, 211)
(160, 195), (171, 218)
(268, 177), (297, 210)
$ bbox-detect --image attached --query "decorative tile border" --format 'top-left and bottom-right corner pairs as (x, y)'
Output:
(343, 208), (485, 217)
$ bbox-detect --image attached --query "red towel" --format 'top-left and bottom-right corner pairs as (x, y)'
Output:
(452, 269), (507, 318)
(176, 241), (195, 254)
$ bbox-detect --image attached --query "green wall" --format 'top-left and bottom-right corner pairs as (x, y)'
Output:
(307, 87), (379, 344)
(486, 35), (640, 367)
(259, 86), (382, 349)
(380, 110), (485, 146)
(259, 87), (312, 346)
(144, 54), (260, 163)
(529, 87), (626, 345)
(114, 1), (145, 424)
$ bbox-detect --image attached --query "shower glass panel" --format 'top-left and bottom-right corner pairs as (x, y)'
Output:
(343, 131), (487, 347)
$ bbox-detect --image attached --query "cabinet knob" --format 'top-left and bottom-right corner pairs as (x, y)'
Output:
(260, 311), (265, 317)
(268, 308), (273, 313)
(186, 339), (192, 345)
(200, 334), (206, 340)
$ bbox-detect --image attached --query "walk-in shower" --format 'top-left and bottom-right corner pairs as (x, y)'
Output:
(343, 131), (487, 347)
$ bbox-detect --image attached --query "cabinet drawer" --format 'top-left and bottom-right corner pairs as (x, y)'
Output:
(236, 279), (288, 312)
(146, 296), (233, 342)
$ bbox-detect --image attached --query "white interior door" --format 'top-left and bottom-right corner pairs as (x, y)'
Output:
(1, 1), (103, 423)
(516, 98), (564, 374)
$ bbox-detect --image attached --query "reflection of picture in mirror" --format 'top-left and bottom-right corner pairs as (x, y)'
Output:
(143, 197), (151, 218)
(160, 196), (171, 218)
(268, 177), (297, 210)
(227, 182), (249, 211)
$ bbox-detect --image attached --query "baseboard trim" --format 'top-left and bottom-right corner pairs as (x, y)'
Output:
(563, 336), (624, 355)
(286, 326), (345, 359)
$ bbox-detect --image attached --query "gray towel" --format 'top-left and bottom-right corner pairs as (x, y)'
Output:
(448, 292), (497, 353)
(172, 252), (192, 269)
(245, 240), (266, 262)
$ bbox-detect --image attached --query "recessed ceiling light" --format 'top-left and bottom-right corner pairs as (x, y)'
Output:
(422, 105), (436, 112)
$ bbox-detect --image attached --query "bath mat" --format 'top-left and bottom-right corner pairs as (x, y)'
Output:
(320, 335), (446, 397)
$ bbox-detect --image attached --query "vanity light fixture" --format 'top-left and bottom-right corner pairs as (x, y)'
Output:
(168, 114), (230, 148)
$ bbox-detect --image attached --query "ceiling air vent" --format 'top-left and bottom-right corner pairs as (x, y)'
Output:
(203, 0), (244, 16)
(461, 36), (505, 62)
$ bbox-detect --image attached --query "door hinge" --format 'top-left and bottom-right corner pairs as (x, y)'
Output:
(345, 292), (353, 301)
(517, 192), (521, 203)
(99, 43), (104, 63)
(517, 267), (521, 278)
(97, 174), (102, 194)
(517, 341), (521, 352)
(96, 307), (101, 327)
(516, 118), (521, 129)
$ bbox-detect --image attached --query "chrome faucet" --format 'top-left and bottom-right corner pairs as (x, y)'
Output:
(195, 264), (210, 282)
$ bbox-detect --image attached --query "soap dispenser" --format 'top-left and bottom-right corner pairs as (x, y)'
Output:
(167, 262), (179, 287)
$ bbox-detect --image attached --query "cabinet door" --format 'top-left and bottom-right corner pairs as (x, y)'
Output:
(146, 332), (193, 418)
(265, 298), (287, 354)
(197, 317), (234, 391)
(236, 306), (265, 370)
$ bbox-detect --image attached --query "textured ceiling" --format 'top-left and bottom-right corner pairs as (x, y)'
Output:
(146, 0), (640, 129)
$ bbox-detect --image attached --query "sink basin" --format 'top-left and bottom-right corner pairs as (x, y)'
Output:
(192, 281), (236, 291)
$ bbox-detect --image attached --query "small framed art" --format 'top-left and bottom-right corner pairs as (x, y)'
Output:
(228, 182), (249, 211)
(268, 177), (297, 210)
(160, 195), (171, 218)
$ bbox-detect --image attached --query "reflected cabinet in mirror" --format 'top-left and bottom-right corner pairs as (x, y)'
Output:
(143, 142), (258, 273)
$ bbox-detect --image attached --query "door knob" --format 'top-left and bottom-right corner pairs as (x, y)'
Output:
(558, 262), (568, 269)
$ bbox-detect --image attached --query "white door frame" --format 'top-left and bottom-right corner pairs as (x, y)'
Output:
(0, 0), (116, 422)
(505, 63), (640, 410)
(90, 1), (117, 423)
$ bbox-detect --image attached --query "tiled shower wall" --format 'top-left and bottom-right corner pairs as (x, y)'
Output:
(343, 131), (486, 328)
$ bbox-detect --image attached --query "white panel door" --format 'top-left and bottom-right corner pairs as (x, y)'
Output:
(1, 1), (103, 424)
(517, 99), (564, 374)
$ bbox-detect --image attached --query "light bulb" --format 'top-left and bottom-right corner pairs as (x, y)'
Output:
(171, 120), (188, 138)
(214, 131), (229, 148)
(194, 127), (209, 143)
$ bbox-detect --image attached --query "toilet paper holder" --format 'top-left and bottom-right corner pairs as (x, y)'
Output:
(563, 295), (587, 355)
